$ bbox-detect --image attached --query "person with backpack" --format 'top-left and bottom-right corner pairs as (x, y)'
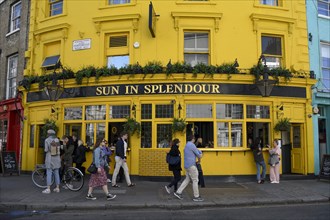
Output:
(165, 139), (182, 194)
(61, 135), (74, 188)
(42, 129), (61, 194)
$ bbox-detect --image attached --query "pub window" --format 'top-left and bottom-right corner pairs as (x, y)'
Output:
(184, 32), (209, 66)
(109, 105), (130, 119)
(246, 105), (270, 119)
(141, 104), (152, 119)
(6, 54), (18, 99)
(141, 122), (152, 148)
(247, 122), (270, 148)
(107, 34), (129, 69)
(49, 0), (63, 16)
(216, 104), (243, 119)
(85, 105), (106, 120)
(262, 35), (283, 68)
(187, 122), (214, 148)
(9, 1), (21, 33)
(109, 0), (130, 5)
(64, 107), (82, 120)
(155, 104), (174, 118)
(157, 124), (172, 148)
(318, 0), (330, 17)
(186, 104), (212, 118)
(86, 123), (106, 147)
(29, 125), (35, 148)
(217, 122), (243, 147)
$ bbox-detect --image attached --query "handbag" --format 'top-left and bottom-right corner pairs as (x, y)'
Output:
(87, 163), (97, 174)
(166, 153), (180, 165)
(268, 154), (280, 166)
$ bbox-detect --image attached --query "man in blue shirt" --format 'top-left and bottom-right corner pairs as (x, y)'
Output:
(174, 135), (204, 202)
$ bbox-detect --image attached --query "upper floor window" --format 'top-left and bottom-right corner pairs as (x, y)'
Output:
(321, 43), (330, 92)
(10, 1), (21, 32)
(49, 0), (63, 16)
(318, 0), (330, 17)
(184, 32), (209, 66)
(107, 34), (129, 68)
(7, 54), (18, 99)
(262, 35), (283, 68)
(260, 0), (280, 6)
(109, 0), (130, 5)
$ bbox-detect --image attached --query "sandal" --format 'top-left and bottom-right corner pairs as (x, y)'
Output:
(128, 183), (136, 187)
(112, 184), (120, 188)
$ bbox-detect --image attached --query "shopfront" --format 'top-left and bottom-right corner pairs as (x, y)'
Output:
(20, 74), (315, 177)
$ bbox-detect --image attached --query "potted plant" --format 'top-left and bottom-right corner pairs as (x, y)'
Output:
(41, 119), (59, 138)
(172, 118), (187, 133)
(123, 117), (141, 136)
(274, 118), (291, 132)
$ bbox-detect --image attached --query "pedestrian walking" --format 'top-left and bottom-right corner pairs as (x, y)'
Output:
(101, 139), (112, 183)
(268, 139), (281, 183)
(42, 129), (61, 194)
(250, 137), (266, 184)
(86, 138), (116, 200)
(74, 140), (90, 175)
(111, 131), (135, 187)
(174, 135), (204, 202)
(165, 139), (182, 194)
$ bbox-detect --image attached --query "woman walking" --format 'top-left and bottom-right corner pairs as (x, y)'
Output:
(165, 139), (182, 194)
(269, 139), (281, 184)
(86, 138), (116, 200)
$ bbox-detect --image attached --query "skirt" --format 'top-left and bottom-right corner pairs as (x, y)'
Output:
(88, 167), (107, 188)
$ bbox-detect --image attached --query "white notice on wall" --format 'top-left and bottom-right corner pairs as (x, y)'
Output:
(72, 39), (91, 51)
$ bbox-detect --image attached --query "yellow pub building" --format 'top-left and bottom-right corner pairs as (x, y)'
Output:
(21, 0), (316, 178)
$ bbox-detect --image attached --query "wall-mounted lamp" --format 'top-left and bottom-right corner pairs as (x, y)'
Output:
(178, 103), (182, 118)
(51, 105), (59, 119)
(276, 105), (284, 119)
(255, 55), (277, 97)
(131, 104), (137, 118)
(44, 62), (64, 101)
(308, 33), (313, 42)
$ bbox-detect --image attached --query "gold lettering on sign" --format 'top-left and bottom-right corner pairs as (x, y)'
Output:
(212, 84), (220, 93)
(125, 85), (139, 94)
(144, 85), (151, 94)
(96, 86), (120, 95)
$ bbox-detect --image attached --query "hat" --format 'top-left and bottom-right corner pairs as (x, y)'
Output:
(47, 129), (56, 134)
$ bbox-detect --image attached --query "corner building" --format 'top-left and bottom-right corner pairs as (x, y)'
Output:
(21, 0), (315, 178)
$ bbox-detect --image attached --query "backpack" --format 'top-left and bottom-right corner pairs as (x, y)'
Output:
(50, 139), (60, 156)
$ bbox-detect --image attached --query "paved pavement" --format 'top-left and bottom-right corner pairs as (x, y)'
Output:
(0, 174), (329, 211)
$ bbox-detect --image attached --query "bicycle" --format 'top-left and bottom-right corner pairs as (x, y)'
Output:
(32, 164), (84, 191)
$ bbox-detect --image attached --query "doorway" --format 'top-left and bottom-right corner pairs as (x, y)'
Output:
(108, 122), (125, 147)
(291, 124), (304, 174)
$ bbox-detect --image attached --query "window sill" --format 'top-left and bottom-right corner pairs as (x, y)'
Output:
(6, 29), (20, 37)
(199, 148), (249, 152)
(254, 4), (289, 11)
(99, 2), (136, 10)
(175, 1), (216, 6)
(39, 13), (67, 23)
(318, 15), (330, 20)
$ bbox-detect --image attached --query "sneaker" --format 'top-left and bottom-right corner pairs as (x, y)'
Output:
(42, 188), (51, 194)
(106, 194), (116, 200)
(53, 188), (60, 193)
(174, 192), (183, 200)
(86, 194), (97, 200)
(107, 179), (112, 183)
(271, 181), (277, 184)
(193, 196), (204, 202)
(165, 186), (171, 194)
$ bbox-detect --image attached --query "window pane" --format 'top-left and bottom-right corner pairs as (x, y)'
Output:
(29, 125), (34, 148)
(109, 105), (130, 119)
(247, 122), (270, 147)
(96, 123), (106, 140)
(50, 0), (63, 16)
(7, 55), (18, 99)
(186, 104), (212, 118)
(64, 107), (82, 120)
(231, 122), (242, 147)
(260, 0), (278, 6)
(318, 1), (330, 17)
(262, 36), (282, 55)
(141, 122), (152, 148)
(217, 122), (229, 147)
(184, 33), (208, 51)
(86, 123), (94, 147)
(85, 105), (106, 120)
(109, 0), (131, 5)
(196, 33), (208, 49)
(246, 105), (270, 119)
(216, 104), (243, 119)
(157, 124), (172, 148)
(141, 104), (152, 119)
(107, 55), (129, 69)
(184, 33), (195, 49)
(155, 104), (173, 118)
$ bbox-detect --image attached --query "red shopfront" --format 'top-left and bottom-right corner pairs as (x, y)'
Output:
(0, 98), (23, 167)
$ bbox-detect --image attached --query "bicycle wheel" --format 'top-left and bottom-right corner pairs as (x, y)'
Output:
(32, 167), (54, 188)
(63, 167), (84, 191)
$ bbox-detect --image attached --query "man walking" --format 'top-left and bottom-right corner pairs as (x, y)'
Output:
(174, 135), (203, 202)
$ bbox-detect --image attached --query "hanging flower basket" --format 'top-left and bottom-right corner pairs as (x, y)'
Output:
(41, 119), (59, 138)
(123, 117), (141, 136)
(274, 118), (291, 132)
(172, 118), (187, 133)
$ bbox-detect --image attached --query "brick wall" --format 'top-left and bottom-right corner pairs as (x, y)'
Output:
(139, 149), (172, 176)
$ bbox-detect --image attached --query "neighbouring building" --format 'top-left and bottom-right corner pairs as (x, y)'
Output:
(306, 0), (330, 175)
(20, 0), (316, 178)
(0, 0), (29, 170)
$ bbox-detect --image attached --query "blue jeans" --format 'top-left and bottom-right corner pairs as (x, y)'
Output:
(47, 168), (60, 186)
(256, 161), (266, 181)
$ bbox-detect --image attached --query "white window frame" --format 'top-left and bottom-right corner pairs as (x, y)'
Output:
(9, 1), (21, 33)
(49, 0), (63, 16)
(184, 32), (209, 66)
(260, 0), (279, 6)
(321, 42), (330, 92)
(108, 0), (130, 5)
(318, 0), (330, 18)
(6, 54), (18, 99)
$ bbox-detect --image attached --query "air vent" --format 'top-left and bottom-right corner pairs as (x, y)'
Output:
(109, 36), (127, 47)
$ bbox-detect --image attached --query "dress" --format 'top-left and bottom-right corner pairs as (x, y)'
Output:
(88, 147), (107, 188)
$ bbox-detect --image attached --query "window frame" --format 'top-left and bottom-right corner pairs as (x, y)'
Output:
(9, 1), (21, 33)
(106, 33), (130, 69)
(259, 0), (281, 7)
(320, 42), (330, 92)
(318, 0), (330, 18)
(49, 0), (63, 17)
(261, 35), (284, 68)
(108, 0), (131, 5)
(184, 31), (210, 66)
(6, 54), (18, 99)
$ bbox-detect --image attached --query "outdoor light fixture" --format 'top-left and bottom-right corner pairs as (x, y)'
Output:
(43, 62), (64, 101)
(178, 103), (182, 118)
(255, 55), (277, 97)
(131, 104), (137, 118)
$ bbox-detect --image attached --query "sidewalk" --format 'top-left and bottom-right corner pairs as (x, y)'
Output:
(0, 175), (329, 211)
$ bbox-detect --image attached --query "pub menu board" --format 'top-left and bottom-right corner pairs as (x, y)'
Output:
(319, 154), (330, 180)
(0, 151), (19, 176)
